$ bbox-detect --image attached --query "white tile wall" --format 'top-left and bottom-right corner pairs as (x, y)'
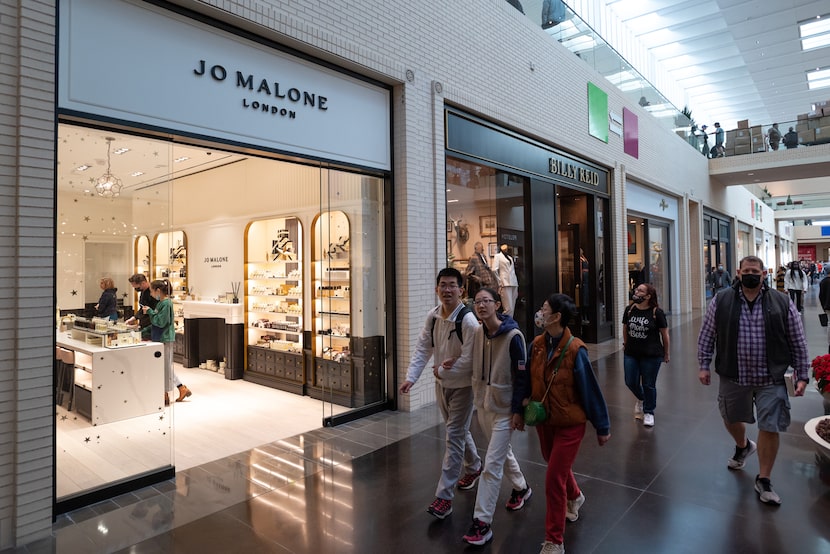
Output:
(1, 0), (57, 547)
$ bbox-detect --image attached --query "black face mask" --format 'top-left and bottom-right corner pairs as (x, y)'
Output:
(740, 274), (762, 289)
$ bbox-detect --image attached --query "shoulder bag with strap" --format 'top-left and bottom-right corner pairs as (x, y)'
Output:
(524, 335), (575, 426)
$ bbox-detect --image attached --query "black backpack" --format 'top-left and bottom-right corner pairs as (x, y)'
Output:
(431, 306), (472, 346)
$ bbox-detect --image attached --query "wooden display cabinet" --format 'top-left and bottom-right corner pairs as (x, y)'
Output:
(244, 217), (305, 394)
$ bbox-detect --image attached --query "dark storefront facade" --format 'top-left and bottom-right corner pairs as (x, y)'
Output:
(444, 109), (613, 343)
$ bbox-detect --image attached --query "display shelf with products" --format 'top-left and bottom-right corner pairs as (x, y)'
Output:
(153, 231), (188, 336)
(310, 210), (358, 406)
(244, 217), (305, 393)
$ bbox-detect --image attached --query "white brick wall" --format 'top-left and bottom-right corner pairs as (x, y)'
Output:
(1, 0), (743, 545)
(0, 0), (56, 548)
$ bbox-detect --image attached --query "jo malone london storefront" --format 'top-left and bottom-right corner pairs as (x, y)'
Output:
(56, 0), (392, 511)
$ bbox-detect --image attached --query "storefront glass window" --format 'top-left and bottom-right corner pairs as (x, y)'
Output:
(56, 123), (387, 508)
(445, 156), (529, 329)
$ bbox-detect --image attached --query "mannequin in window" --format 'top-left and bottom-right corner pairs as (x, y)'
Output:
(580, 248), (590, 322)
(492, 244), (519, 316)
(465, 242), (498, 301)
(629, 261), (646, 292)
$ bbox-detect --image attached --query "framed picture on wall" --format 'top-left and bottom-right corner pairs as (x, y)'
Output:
(627, 223), (637, 254)
(488, 242), (498, 258)
(447, 220), (453, 233)
(480, 215), (496, 237)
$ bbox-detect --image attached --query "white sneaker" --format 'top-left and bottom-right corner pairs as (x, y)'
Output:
(540, 541), (565, 554)
(643, 413), (655, 427)
(634, 400), (644, 420)
(565, 492), (585, 522)
(727, 439), (757, 470)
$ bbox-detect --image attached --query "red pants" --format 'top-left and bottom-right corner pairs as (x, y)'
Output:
(536, 423), (586, 544)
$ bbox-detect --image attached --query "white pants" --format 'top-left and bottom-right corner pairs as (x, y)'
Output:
(435, 384), (481, 500)
(473, 409), (528, 524)
(501, 286), (518, 316)
(163, 342), (183, 392)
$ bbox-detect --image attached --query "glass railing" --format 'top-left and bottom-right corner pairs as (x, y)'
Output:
(510, 2), (830, 160)
(712, 118), (829, 159)
(510, 2), (694, 140)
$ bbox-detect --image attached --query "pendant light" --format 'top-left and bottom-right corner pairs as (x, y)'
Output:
(95, 137), (123, 198)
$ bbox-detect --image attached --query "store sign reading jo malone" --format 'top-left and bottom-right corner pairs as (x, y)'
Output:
(204, 256), (229, 269)
(193, 60), (329, 120)
(59, 0), (390, 170)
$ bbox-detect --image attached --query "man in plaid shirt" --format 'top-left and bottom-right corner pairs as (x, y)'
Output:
(698, 256), (809, 506)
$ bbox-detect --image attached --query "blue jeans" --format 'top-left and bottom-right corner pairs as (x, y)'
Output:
(624, 355), (662, 414)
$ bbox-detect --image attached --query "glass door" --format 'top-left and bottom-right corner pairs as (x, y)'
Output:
(648, 223), (671, 313)
(556, 188), (592, 340)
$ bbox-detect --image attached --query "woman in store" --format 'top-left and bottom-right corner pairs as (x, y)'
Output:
(622, 283), (670, 428)
(95, 277), (119, 321)
(462, 287), (532, 546)
(143, 279), (192, 405)
(529, 293), (610, 554)
(784, 261), (808, 312)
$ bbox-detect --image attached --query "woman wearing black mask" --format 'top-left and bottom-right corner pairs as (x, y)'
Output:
(784, 261), (807, 312)
(622, 284), (669, 427)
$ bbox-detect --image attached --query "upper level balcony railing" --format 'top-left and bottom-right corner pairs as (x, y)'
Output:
(511, 1), (830, 160)
(512, 2), (693, 138)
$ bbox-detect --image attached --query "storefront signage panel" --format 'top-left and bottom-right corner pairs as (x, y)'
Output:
(446, 111), (608, 195)
(625, 182), (678, 221)
(58, 0), (390, 170)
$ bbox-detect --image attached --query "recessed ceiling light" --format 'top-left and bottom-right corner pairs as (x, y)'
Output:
(174, 156), (189, 163)
(75, 164), (90, 171)
(800, 15), (830, 51)
(807, 66), (830, 90)
(113, 147), (130, 155)
(130, 171), (144, 177)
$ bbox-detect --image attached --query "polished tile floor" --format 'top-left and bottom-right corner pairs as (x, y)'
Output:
(8, 288), (830, 553)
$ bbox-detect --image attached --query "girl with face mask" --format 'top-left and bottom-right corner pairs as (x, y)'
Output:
(528, 294), (610, 553)
(143, 279), (192, 405)
(622, 284), (670, 427)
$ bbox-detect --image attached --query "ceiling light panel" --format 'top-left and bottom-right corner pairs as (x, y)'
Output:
(800, 15), (830, 51)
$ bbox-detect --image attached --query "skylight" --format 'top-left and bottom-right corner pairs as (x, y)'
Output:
(800, 15), (830, 51)
(807, 66), (830, 91)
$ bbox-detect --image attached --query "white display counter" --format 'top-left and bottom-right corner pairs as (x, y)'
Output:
(56, 334), (165, 425)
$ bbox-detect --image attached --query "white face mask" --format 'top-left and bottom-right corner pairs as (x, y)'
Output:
(534, 310), (548, 329)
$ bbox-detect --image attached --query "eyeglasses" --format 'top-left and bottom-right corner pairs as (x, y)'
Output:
(437, 284), (459, 290)
(473, 299), (495, 305)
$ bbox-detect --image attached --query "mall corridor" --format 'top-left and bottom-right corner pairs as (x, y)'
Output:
(11, 288), (830, 553)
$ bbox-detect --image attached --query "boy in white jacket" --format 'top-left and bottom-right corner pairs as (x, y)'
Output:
(400, 267), (482, 519)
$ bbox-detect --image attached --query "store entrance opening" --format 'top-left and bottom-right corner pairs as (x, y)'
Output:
(55, 123), (388, 510)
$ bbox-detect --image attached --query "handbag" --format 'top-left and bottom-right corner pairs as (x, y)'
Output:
(524, 336), (574, 426)
(820, 313), (828, 327)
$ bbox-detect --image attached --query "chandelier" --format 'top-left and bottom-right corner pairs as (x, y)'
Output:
(95, 137), (122, 198)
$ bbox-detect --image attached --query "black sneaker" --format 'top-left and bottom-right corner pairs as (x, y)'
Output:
(462, 518), (493, 545)
(727, 439), (757, 470)
(505, 486), (532, 511)
(427, 497), (452, 519)
(754, 475), (781, 505)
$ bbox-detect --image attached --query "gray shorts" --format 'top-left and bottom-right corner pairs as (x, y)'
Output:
(717, 378), (791, 432)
